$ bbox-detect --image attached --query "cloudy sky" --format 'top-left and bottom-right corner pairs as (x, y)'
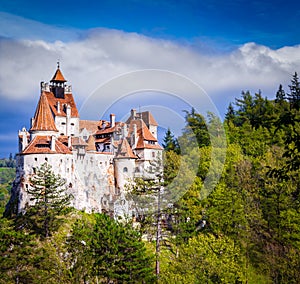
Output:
(1, 0), (300, 157)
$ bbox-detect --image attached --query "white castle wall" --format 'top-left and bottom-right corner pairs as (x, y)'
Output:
(55, 116), (79, 137)
(13, 150), (117, 214)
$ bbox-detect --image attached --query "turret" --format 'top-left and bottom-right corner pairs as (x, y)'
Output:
(50, 62), (67, 99)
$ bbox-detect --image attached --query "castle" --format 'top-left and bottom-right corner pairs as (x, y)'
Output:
(7, 65), (162, 217)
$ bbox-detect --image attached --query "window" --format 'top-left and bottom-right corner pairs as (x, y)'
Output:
(45, 157), (48, 161)
(69, 183), (73, 188)
(123, 167), (128, 173)
(152, 152), (155, 158)
(34, 157), (37, 162)
(61, 122), (66, 125)
(71, 123), (74, 126)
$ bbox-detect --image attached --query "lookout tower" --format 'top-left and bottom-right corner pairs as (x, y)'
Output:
(50, 62), (67, 99)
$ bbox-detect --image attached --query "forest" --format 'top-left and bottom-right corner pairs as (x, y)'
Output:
(0, 72), (300, 283)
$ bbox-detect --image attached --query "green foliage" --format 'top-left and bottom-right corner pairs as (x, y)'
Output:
(182, 108), (210, 148)
(0, 154), (16, 168)
(67, 213), (155, 283)
(23, 163), (73, 238)
(162, 128), (180, 154)
(160, 233), (245, 284)
(0, 167), (15, 214)
(2, 72), (300, 283)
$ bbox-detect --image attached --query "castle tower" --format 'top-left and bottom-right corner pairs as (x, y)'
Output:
(41, 65), (80, 137)
(50, 62), (67, 99)
(30, 92), (59, 138)
(114, 138), (137, 190)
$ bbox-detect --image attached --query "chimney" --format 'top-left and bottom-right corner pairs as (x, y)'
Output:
(68, 136), (72, 148)
(57, 101), (61, 114)
(22, 129), (28, 151)
(51, 136), (56, 151)
(66, 104), (71, 118)
(110, 113), (115, 127)
(122, 124), (128, 137)
(132, 124), (137, 147)
(131, 109), (136, 119)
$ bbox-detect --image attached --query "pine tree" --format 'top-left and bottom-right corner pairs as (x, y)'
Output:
(275, 84), (286, 103)
(225, 102), (235, 123)
(25, 163), (73, 238)
(162, 128), (180, 154)
(67, 213), (155, 283)
(288, 72), (300, 110)
(182, 108), (210, 148)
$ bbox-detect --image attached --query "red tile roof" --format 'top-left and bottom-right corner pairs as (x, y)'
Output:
(51, 68), (67, 82)
(127, 119), (162, 150)
(30, 92), (58, 132)
(141, 111), (158, 126)
(79, 120), (101, 134)
(86, 135), (96, 151)
(45, 91), (79, 118)
(128, 119), (157, 142)
(71, 137), (88, 146)
(22, 136), (72, 155)
(115, 138), (137, 159)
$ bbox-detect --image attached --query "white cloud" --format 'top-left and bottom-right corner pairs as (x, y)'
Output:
(0, 14), (300, 116)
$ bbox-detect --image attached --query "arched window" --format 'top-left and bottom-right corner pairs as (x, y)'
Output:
(123, 167), (128, 173)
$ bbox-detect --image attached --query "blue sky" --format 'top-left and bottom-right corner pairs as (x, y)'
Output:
(0, 0), (300, 157)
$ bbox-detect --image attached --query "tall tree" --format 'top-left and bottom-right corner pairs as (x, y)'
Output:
(162, 128), (180, 154)
(25, 163), (72, 238)
(67, 213), (155, 283)
(275, 84), (286, 103)
(287, 72), (300, 110)
(182, 108), (210, 148)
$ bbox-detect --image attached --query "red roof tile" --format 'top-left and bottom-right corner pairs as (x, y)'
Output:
(45, 91), (79, 118)
(30, 92), (58, 132)
(51, 68), (67, 82)
(71, 137), (88, 146)
(115, 139), (137, 159)
(128, 120), (157, 141)
(141, 111), (158, 126)
(22, 136), (72, 155)
(79, 120), (101, 134)
(86, 135), (96, 151)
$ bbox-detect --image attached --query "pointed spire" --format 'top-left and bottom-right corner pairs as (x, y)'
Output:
(51, 62), (67, 82)
(30, 92), (58, 132)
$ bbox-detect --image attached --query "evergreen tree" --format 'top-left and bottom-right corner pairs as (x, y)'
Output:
(288, 72), (300, 110)
(162, 128), (180, 154)
(275, 84), (286, 103)
(225, 102), (235, 123)
(67, 213), (155, 283)
(182, 108), (210, 147)
(24, 163), (73, 238)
